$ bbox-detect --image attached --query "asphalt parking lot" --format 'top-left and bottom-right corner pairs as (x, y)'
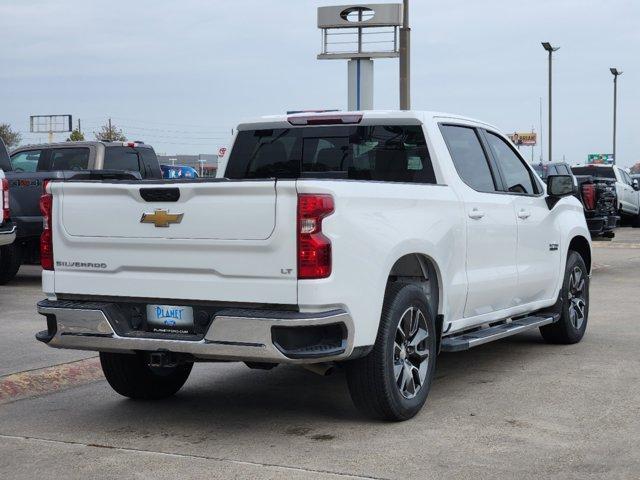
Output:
(1, 230), (639, 480)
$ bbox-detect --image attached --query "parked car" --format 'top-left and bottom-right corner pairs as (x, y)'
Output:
(532, 161), (574, 182)
(161, 164), (199, 179)
(2, 141), (161, 283)
(36, 111), (591, 421)
(572, 164), (640, 226)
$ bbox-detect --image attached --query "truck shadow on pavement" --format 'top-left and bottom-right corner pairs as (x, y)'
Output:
(75, 331), (554, 430)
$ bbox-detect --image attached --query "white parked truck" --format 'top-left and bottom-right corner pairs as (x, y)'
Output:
(37, 111), (591, 421)
(0, 168), (16, 249)
(1, 139), (17, 256)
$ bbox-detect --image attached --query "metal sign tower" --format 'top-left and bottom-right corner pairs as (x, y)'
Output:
(317, 4), (403, 111)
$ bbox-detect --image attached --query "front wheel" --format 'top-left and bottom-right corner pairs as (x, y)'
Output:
(540, 251), (589, 344)
(346, 283), (437, 421)
(100, 352), (193, 400)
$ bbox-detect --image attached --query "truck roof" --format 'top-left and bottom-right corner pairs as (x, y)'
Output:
(238, 110), (500, 131)
(10, 141), (154, 152)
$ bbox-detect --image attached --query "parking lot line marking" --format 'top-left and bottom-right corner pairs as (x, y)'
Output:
(0, 434), (384, 480)
(592, 242), (640, 249)
(0, 357), (103, 405)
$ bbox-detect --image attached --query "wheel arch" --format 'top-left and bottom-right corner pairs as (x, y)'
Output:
(568, 235), (592, 274)
(387, 253), (444, 350)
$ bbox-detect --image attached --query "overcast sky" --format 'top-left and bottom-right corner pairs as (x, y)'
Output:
(1, 0), (638, 166)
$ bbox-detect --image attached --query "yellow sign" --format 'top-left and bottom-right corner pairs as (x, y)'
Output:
(140, 209), (184, 228)
(508, 132), (537, 146)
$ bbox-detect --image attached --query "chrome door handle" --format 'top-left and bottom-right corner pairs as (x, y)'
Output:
(468, 208), (485, 220)
(518, 209), (531, 220)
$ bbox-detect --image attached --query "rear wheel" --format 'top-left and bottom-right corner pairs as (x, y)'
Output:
(346, 283), (437, 421)
(0, 244), (21, 285)
(540, 251), (589, 344)
(100, 352), (193, 400)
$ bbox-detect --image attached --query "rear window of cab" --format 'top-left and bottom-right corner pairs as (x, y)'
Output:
(226, 125), (437, 184)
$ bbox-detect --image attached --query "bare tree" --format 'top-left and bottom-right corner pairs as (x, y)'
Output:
(0, 123), (22, 149)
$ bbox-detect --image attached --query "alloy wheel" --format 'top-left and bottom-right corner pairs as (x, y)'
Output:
(393, 307), (430, 399)
(567, 266), (587, 330)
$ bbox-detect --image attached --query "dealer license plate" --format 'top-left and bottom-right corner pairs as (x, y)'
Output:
(146, 304), (194, 334)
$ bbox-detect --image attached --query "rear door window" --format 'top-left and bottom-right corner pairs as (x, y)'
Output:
(104, 147), (142, 174)
(10, 150), (44, 173)
(226, 125), (437, 184)
(50, 148), (90, 171)
(440, 125), (497, 192)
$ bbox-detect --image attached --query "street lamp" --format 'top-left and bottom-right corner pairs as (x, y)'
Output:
(610, 67), (622, 164)
(542, 42), (560, 163)
(399, 0), (410, 110)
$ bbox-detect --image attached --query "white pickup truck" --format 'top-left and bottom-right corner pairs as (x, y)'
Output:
(37, 111), (591, 421)
(0, 168), (16, 249)
(1, 139), (17, 257)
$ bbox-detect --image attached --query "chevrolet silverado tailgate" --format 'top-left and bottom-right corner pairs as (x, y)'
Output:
(50, 180), (298, 304)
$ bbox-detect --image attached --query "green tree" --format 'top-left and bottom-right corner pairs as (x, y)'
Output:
(67, 129), (85, 142)
(95, 120), (126, 142)
(0, 123), (22, 149)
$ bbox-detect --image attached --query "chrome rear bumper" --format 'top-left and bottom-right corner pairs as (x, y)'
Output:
(0, 223), (16, 246)
(37, 299), (354, 364)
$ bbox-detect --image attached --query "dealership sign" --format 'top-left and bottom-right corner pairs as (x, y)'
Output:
(588, 153), (614, 165)
(508, 132), (537, 146)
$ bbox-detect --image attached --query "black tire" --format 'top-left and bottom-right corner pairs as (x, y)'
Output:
(0, 244), (21, 285)
(346, 283), (437, 421)
(632, 211), (640, 228)
(100, 352), (193, 400)
(540, 251), (589, 344)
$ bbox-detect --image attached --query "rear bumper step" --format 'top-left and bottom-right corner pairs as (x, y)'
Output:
(36, 299), (354, 364)
(441, 314), (560, 352)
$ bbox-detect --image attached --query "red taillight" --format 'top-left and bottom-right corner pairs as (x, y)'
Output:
(1, 178), (9, 222)
(297, 194), (334, 279)
(39, 185), (54, 270)
(581, 183), (596, 211)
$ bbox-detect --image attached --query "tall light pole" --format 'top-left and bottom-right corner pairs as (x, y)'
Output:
(542, 42), (560, 163)
(399, 0), (411, 110)
(610, 68), (622, 164)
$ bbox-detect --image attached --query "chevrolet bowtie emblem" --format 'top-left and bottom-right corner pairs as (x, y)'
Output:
(140, 209), (184, 228)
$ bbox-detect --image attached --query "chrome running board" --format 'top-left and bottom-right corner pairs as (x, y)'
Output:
(441, 314), (560, 352)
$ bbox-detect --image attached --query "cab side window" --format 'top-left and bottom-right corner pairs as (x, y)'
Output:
(485, 132), (538, 195)
(10, 150), (44, 173)
(50, 148), (90, 171)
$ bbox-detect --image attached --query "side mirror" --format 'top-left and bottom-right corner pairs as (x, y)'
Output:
(547, 175), (575, 197)
(546, 175), (575, 209)
(633, 179), (639, 191)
